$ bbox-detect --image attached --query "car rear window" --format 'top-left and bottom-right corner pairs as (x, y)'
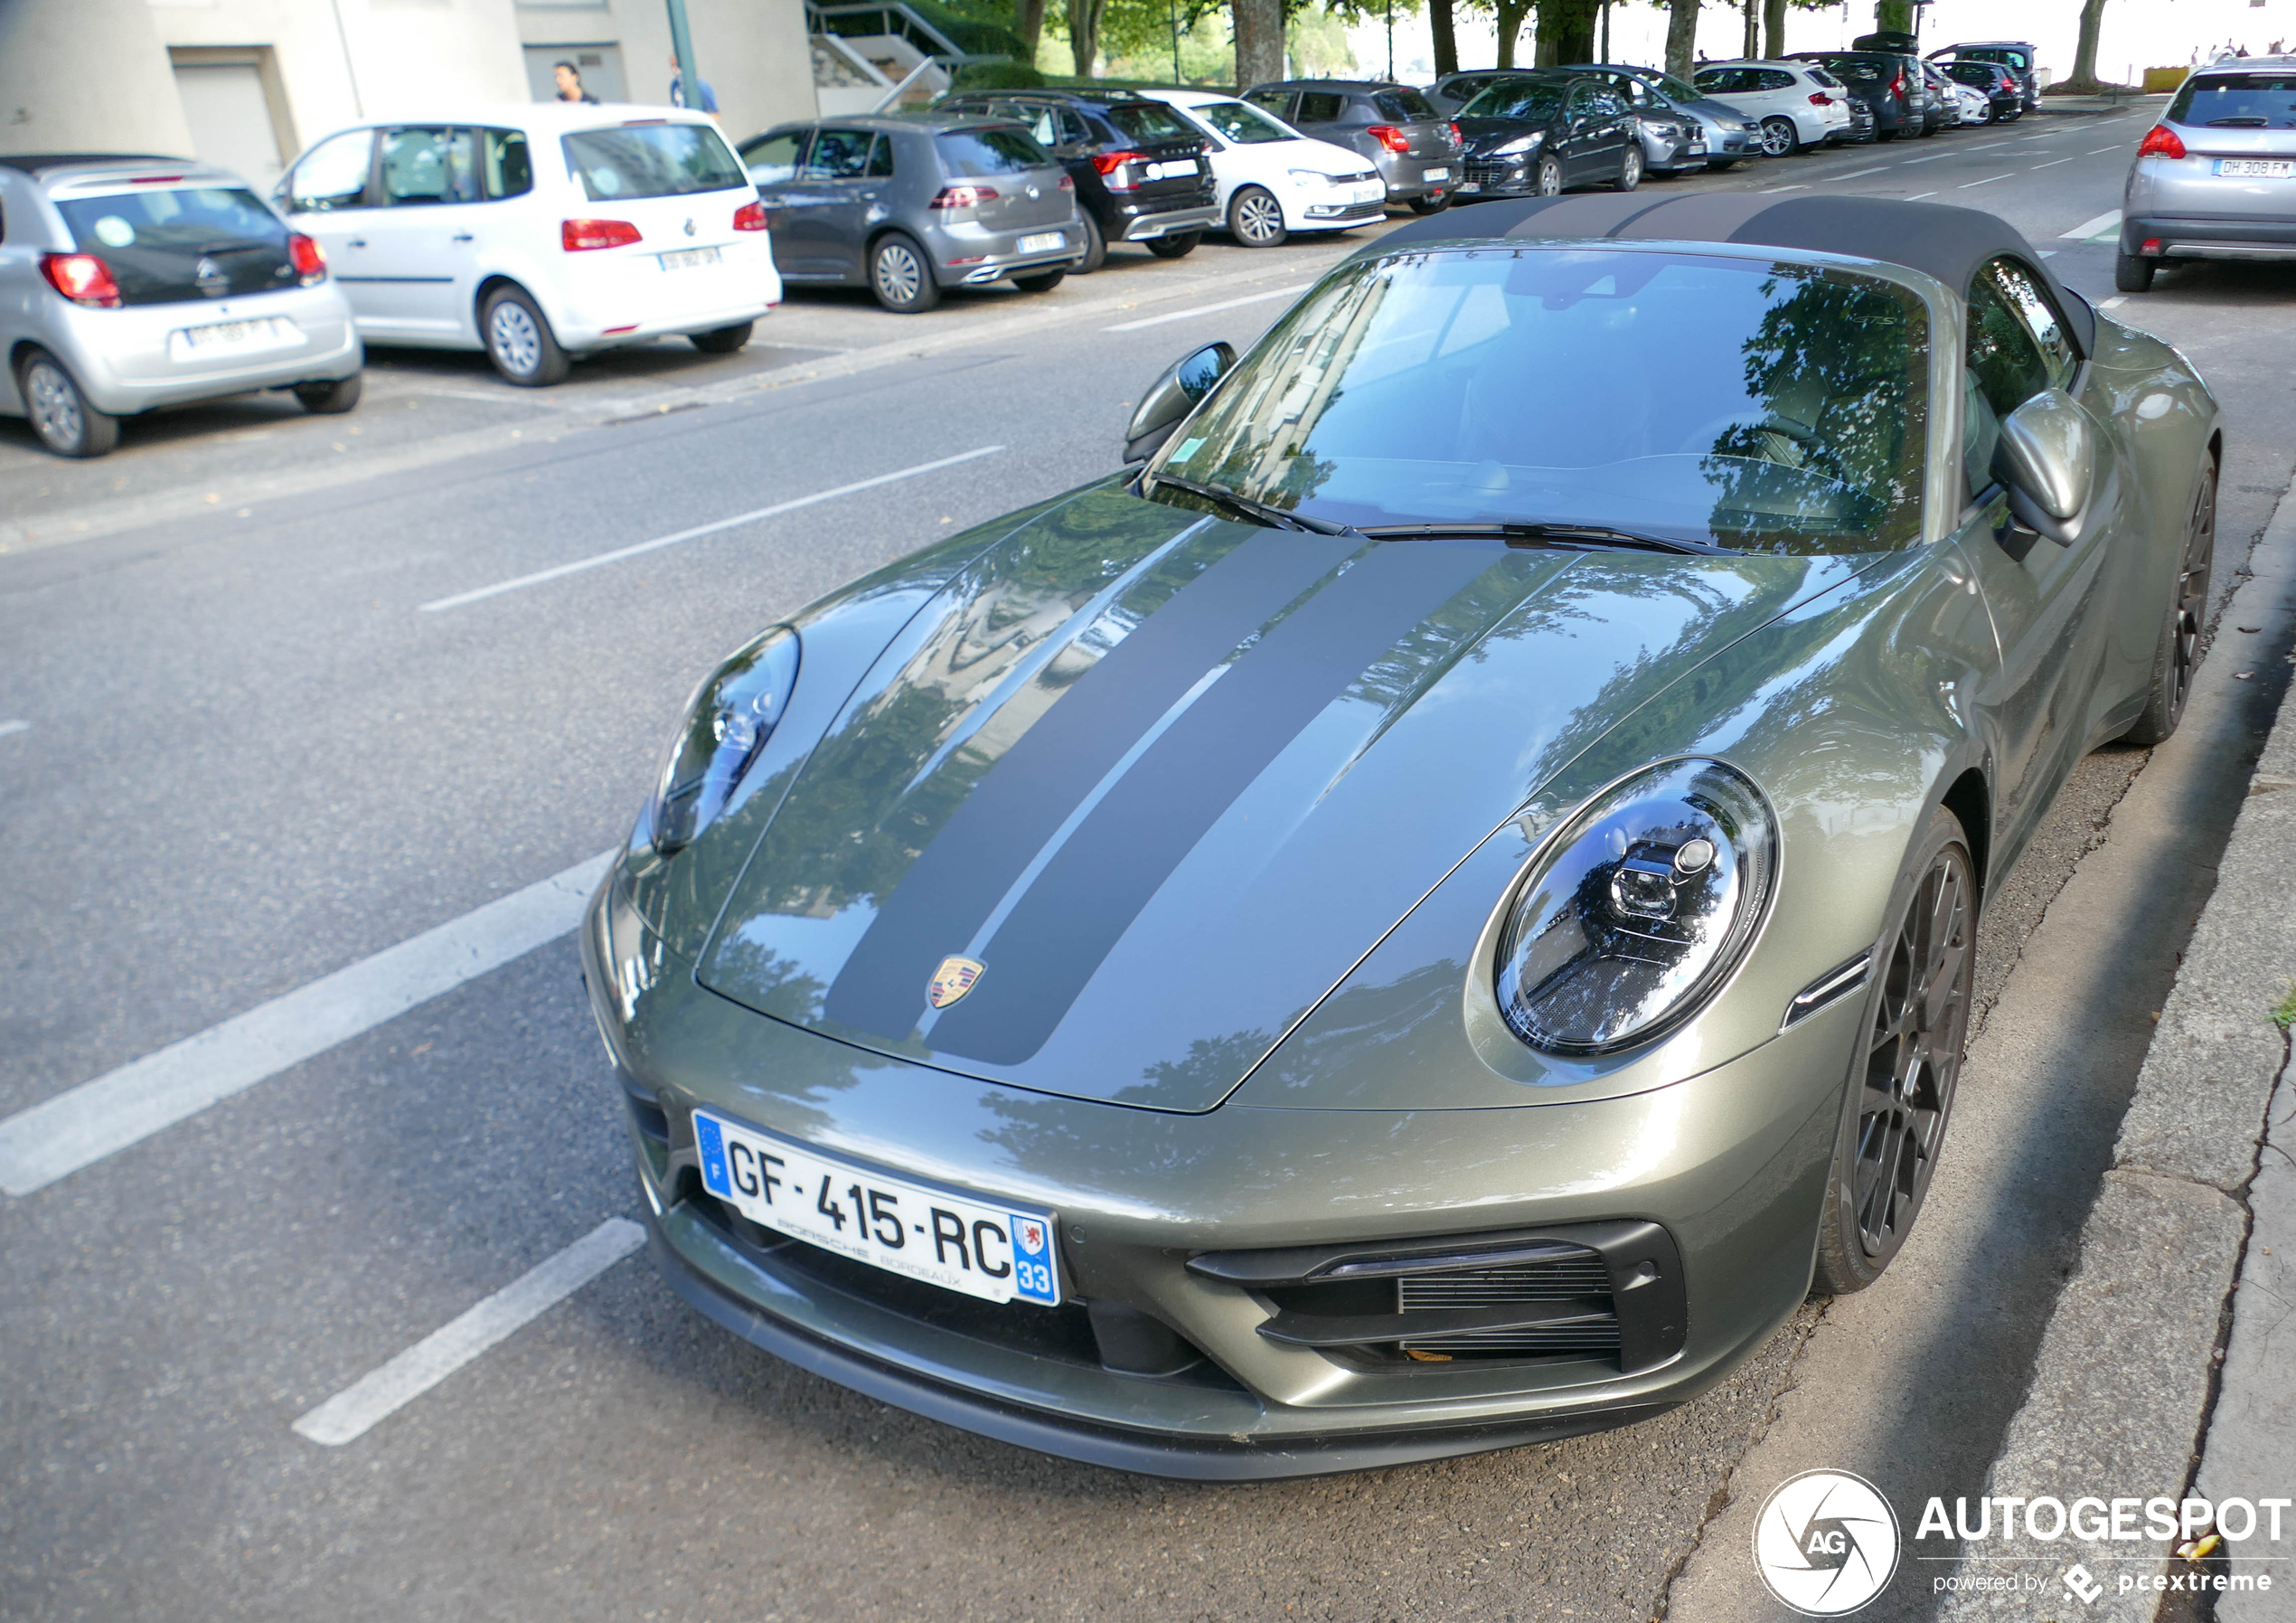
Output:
(1374, 89), (1439, 120)
(1815, 55), (1886, 83)
(1103, 102), (1193, 143)
(2169, 72), (2296, 128)
(1807, 67), (1841, 87)
(561, 122), (746, 201)
(936, 127), (1055, 175)
(56, 186), (295, 307)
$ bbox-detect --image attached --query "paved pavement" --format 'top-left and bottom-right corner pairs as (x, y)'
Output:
(8, 97), (2296, 1623)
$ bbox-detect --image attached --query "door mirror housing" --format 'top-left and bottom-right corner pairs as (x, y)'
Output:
(1993, 388), (2095, 546)
(1124, 341), (1236, 463)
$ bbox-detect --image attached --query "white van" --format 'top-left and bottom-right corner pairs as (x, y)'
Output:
(277, 103), (779, 385)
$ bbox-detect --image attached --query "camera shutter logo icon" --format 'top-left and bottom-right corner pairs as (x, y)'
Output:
(1751, 1469), (1902, 1616)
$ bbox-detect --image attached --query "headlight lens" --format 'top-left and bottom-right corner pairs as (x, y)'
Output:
(1491, 133), (1542, 156)
(646, 627), (799, 855)
(1286, 167), (1335, 185)
(1495, 760), (1776, 1055)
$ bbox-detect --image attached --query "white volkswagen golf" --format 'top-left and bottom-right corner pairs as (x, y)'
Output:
(1136, 89), (1387, 248)
(277, 103), (779, 385)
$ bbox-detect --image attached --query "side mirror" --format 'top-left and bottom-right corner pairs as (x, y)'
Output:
(1993, 389), (2095, 546)
(1124, 341), (1235, 464)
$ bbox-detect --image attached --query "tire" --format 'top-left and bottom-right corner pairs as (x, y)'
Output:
(1972, 103), (1995, 125)
(1010, 268), (1066, 293)
(294, 373), (362, 414)
(1811, 806), (1977, 1295)
(2113, 249), (2157, 293)
(1228, 185), (1287, 246)
(1407, 193), (1452, 214)
(1705, 157), (1743, 170)
(1614, 143), (1643, 190)
(1144, 231), (1200, 259)
(869, 232), (941, 313)
(481, 285), (569, 386)
(1075, 211), (1107, 274)
(1758, 116), (1799, 157)
(1535, 155), (1565, 195)
(2121, 460), (2216, 747)
(689, 321), (753, 354)
(16, 348), (118, 458)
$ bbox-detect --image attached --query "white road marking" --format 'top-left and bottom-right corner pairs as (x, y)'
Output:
(1827, 165), (1888, 180)
(0, 720), (27, 739)
(0, 852), (612, 1198)
(2030, 156), (2075, 170)
(1958, 172), (2018, 188)
(2100, 296), (2129, 309)
(1104, 284), (1311, 333)
(2062, 208), (2122, 241)
(2038, 250), (2057, 257)
(2088, 146), (2122, 155)
(1906, 191), (1939, 200)
(292, 1218), (645, 1447)
(419, 446), (1006, 611)
(1758, 183), (1808, 193)
(1899, 154), (1945, 164)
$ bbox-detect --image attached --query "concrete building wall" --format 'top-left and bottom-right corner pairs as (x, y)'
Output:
(0, 0), (194, 158)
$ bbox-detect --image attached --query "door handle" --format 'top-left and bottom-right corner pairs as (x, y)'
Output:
(451, 232), (474, 242)
(347, 238), (367, 248)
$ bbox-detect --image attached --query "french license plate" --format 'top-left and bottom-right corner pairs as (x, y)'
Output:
(1145, 158), (1199, 180)
(2216, 158), (2295, 178)
(169, 317), (298, 360)
(1455, 181), (1483, 194)
(693, 1110), (1061, 1307)
(1016, 231), (1066, 254)
(1350, 182), (1386, 203)
(660, 246), (722, 270)
(1423, 165), (1451, 182)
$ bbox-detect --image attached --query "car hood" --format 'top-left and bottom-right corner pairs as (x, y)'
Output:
(1456, 116), (1551, 152)
(697, 485), (1860, 1114)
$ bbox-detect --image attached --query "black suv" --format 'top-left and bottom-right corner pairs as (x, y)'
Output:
(932, 90), (1219, 270)
(1931, 42), (2041, 113)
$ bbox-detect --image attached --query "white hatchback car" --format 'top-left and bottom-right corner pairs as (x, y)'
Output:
(1689, 61), (1854, 156)
(277, 104), (780, 385)
(1135, 89), (1386, 248)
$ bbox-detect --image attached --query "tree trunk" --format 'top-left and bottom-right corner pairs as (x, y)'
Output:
(1873, 0), (1912, 33)
(1663, 0), (1698, 77)
(1428, 0), (1459, 77)
(2070, 0), (2110, 86)
(1495, 0), (1533, 68)
(1762, 0), (1785, 56)
(1534, 0), (1599, 67)
(1017, 0), (1049, 63)
(1067, 0), (1105, 74)
(1232, 0), (1284, 90)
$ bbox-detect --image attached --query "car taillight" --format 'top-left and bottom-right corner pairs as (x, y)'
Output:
(1092, 149), (1145, 190)
(1809, 91), (1833, 105)
(39, 252), (119, 308)
(1058, 173), (1074, 190)
(2137, 124), (2188, 159)
(2141, 237), (2164, 255)
(927, 184), (1000, 209)
(561, 218), (642, 251)
(1889, 71), (1907, 99)
(1367, 123), (1412, 153)
(1448, 120), (1463, 145)
(733, 200), (770, 231)
(287, 231), (326, 285)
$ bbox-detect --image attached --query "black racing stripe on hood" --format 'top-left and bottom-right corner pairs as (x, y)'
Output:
(822, 530), (1357, 1041)
(923, 541), (1501, 1068)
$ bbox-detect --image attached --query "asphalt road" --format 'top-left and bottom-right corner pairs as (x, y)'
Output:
(5, 98), (2295, 1623)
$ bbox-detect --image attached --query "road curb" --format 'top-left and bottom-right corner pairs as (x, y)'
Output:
(1935, 482), (2296, 1620)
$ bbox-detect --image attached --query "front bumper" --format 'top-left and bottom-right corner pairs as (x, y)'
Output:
(587, 870), (1851, 1477)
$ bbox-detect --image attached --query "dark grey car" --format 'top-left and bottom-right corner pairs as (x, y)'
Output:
(1554, 65), (1761, 168)
(1244, 80), (1463, 211)
(736, 115), (1084, 314)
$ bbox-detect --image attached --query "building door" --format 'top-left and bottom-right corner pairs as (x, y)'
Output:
(172, 61), (287, 186)
(523, 44), (628, 105)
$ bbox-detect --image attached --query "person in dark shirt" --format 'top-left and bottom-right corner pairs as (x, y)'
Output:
(552, 61), (600, 104)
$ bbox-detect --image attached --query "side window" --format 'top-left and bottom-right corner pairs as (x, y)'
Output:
(287, 128), (374, 212)
(1694, 69), (1736, 93)
(1983, 257), (2079, 389)
(480, 128), (532, 200)
(805, 127), (875, 180)
(864, 135), (896, 179)
(1758, 69), (1796, 91)
(1296, 92), (1345, 122)
(1057, 109), (1092, 146)
(1567, 83), (1597, 119)
(1964, 274), (2051, 495)
(381, 127), (476, 205)
(1246, 90), (1294, 120)
(740, 130), (805, 185)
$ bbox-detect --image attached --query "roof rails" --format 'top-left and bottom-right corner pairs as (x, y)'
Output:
(0, 152), (187, 177)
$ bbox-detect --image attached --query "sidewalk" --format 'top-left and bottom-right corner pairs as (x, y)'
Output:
(1937, 484), (2296, 1620)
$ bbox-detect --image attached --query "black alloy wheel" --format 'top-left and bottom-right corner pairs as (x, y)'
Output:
(1407, 192), (1452, 213)
(1758, 116), (1799, 156)
(293, 374), (363, 414)
(2114, 248), (2157, 293)
(1145, 231), (1201, 259)
(1229, 185), (1287, 247)
(17, 348), (118, 458)
(1535, 155), (1564, 195)
(690, 321), (753, 354)
(870, 232), (941, 313)
(1813, 807), (1975, 1294)
(2122, 460), (2216, 746)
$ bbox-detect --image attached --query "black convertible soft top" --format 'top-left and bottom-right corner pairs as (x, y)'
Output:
(1372, 193), (2095, 349)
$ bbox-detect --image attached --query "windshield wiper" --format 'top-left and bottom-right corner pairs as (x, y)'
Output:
(1145, 472), (1360, 537)
(1356, 521), (1723, 555)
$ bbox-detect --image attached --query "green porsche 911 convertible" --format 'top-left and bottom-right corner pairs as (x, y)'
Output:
(584, 193), (2220, 1477)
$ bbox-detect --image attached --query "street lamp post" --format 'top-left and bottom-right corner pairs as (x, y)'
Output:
(666, 0), (700, 111)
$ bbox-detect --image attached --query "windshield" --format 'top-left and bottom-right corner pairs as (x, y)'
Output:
(1190, 99), (1296, 143)
(1461, 80), (1565, 120)
(1145, 248), (1930, 555)
(936, 127), (1055, 174)
(562, 123), (745, 201)
(2169, 72), (2296, 127)
(1651, 72), (1704, 101)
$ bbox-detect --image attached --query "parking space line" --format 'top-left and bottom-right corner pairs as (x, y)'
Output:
(2030, 156), (2076, 170)
(292, 1218), (645, 1447)
(2088, 146), (2122, 155)
(2062, 208), (2122, 241)
(1906, 191), (1939, 200)
(0, 852), (612, 1198)
(418, 446), (1005, 612)
(1104, 284), (1311, 333)
(1759, 183), (1807, 193)
(1828, 165), (1888, 180)
(1958, 173), (2018, 188)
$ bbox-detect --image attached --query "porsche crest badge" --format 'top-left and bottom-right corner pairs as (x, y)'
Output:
(927, 955), (984, 1009)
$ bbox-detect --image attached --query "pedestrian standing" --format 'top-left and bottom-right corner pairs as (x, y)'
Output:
(668, 52), (720, 114)
(552, 61), (600, 103)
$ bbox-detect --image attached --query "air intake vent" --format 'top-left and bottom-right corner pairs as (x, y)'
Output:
(1397, 1257), (1619, 1355)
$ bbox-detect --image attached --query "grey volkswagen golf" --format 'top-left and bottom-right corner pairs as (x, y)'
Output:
(736, 115), (1086, 314)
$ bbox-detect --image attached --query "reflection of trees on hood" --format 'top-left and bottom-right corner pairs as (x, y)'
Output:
(1698, 268), (1927, 556)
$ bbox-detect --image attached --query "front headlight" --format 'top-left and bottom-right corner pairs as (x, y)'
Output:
(646, 627), (799, 854)
(1285, 167), (1335, 186)
(1491, 132), (1543, 156)
(1495, 759), (1776, 1055)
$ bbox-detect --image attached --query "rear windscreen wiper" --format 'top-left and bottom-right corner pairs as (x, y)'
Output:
(1357, 521), (1723, 555)
(1146, 472), (1360, 538)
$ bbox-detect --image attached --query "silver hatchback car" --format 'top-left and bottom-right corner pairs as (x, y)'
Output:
(2121, 57), (2296, 291)
(0, 154), (362, 457)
